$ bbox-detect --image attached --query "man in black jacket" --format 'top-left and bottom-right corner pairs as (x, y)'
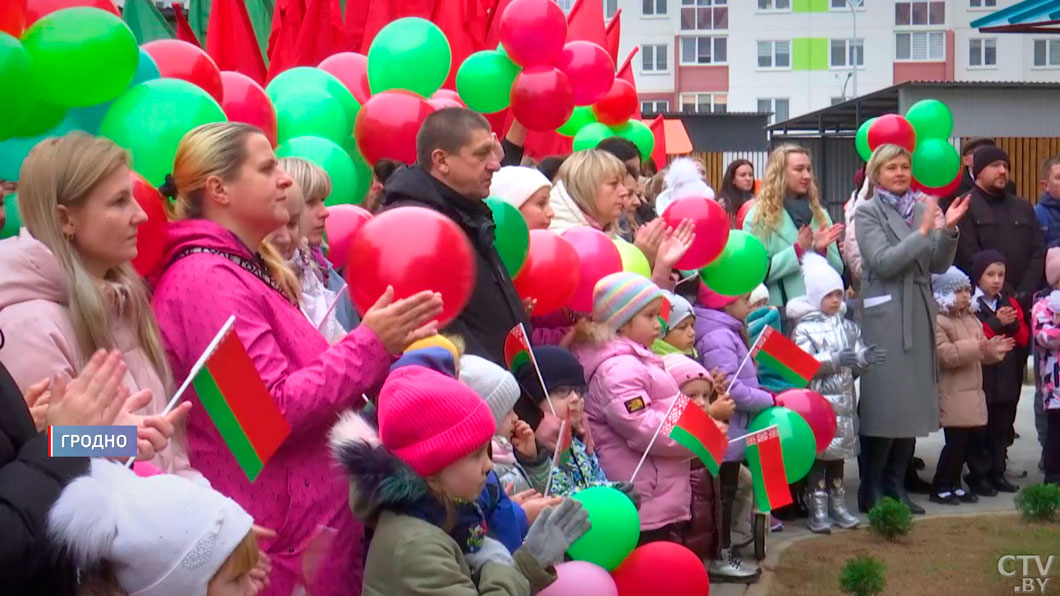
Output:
(380, 108), (530, 364)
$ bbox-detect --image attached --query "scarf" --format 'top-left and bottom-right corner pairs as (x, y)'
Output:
(309, 245), (331, 285)
(876, 188), (917, 227)
(783, 195), (814, 229)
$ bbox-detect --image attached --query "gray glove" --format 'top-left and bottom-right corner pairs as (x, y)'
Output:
(522, 498), (591, 569)
(835, 348), (859, 368)
(465, 536), (514, 575)
(858, 345), (887, 367)
(614, 482), (642, 510)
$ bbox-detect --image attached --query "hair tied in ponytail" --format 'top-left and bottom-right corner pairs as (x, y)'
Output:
(158, 174), (178, 200)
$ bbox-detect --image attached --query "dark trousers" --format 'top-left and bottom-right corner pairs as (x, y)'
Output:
(933, 426), (977, 492)
(967, 401), (1019, 482)
(1045, 410), (1060, 485)
(718, 461), (742, 548)
(638, 521), (686, 545)
(806, 459), (844, 492)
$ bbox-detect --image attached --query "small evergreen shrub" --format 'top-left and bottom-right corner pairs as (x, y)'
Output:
(867, 497), (911, 542)
(839, 555), (886, 596)
(1015, 483), (1060, 523)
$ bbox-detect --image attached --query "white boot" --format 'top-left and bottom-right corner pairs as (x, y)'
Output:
(709, 547), (760, 583)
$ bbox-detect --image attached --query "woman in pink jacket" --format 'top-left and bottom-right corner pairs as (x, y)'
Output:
(151, 122), (442, 596)
(571, 271), (692, 543)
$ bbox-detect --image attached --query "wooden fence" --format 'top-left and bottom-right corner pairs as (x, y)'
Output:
(988, 137), (1060, 204)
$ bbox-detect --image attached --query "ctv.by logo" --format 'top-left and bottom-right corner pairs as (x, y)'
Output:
(998, 555), (1054, 593)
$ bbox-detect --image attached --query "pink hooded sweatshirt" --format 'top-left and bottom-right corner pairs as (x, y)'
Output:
(151, 219), (391, 596)
(572, 330), (691, 531)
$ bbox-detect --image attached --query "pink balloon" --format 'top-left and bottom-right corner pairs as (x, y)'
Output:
(662, 197), (730, 270)
(557, 41), (615, 106)
(324, 204), (372, 270)
(561, 227), (622, 313)
(775, 389), (838, 455)
(428, 89), (466, 110)
(499, 0), (567, 67)
(355, 90), (435, 165)
(319, 52), (372, 105)
(220, 71), (277, 147)
(510, 66), (574, 132)
(538, 561), (618, 596)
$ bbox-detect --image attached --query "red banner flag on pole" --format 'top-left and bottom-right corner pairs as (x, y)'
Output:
(206, 0), (267, 83)
(172, 3), (200, 47)
(266, 0), (304, 80)
(604, 8), (621, 63)
(649, 114), (666, 169)
(616, 47), (641, 119)
(565, 0), (606, 47)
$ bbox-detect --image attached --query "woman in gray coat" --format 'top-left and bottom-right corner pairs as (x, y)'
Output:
(855, 144), (970, 514)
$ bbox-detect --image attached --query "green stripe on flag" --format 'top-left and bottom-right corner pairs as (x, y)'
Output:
(193, 371), (264, 481)
(508, 351), (530, 372)
(671, 427), (721, 475)
(755, 351), (810, 387)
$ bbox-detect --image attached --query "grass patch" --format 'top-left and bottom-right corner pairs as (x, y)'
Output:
(769, 514), (1060, 596)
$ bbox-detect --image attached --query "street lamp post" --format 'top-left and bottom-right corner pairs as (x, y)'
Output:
(848, 0), (862, 99)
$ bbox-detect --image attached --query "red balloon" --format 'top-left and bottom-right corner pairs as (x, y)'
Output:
(220, 71), (277, 147)
(513, 230), (579, 316)
(25, 0), (117, 26)
(346, 207), (475, 327)
(324, 204), (372, 270)
(318, 52), (372, 105)
(0, 0), (27, 36)
(912, 170), (961, 199)
(612, 542), (710, 596)
(592, 79), (638, 126)
(428, 90), (466, 111)
(510, 66), (574, 132)
(867, 114), (916, 153)
(735, 198), (756, 231)
(129, 172), (167, 277)
(560, 227), (622, 313)
(557, 41), (615, 107)
(354, 90), (435, 165)
(775, 389), (838, 455)
(143, 40), (224, 104)
(499, 0), (567, 68)
(662, 197), (730, 270)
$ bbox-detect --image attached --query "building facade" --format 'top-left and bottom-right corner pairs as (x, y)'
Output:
(604, 0), (1060, 123)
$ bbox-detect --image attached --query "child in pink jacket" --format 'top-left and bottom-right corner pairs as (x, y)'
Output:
(571, 272), (692, 544)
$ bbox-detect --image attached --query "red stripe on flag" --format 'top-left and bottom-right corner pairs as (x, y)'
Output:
(751, 429), (791, 510)
(758, 328), (821, 381)
(675, 402), (727, 464)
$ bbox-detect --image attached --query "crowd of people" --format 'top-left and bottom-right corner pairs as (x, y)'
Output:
(0, 107), (1058, 596)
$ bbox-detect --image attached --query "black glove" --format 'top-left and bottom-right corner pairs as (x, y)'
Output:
(835, 348), (859, 368)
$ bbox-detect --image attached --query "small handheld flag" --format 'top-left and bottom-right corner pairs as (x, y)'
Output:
(503, 323), (555, 415)
(744, 425), (792, 512)
(663, 394), (728, 475)
(543, 417), (572, 497)
(750, 327), (820, 388)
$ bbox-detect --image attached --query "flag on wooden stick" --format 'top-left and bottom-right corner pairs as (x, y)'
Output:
(663, 394), (727, 474)
(750, 326), (821, 388)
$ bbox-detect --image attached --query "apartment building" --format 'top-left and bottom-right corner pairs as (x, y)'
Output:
(601, 0), (1060, 123)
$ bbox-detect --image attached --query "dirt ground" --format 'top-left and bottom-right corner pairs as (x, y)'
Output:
(768, 514), (1060, 596)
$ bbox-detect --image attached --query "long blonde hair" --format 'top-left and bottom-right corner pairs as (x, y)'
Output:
(170, 122), (300, 303)
(751, 144), (828, 233)
(556, 149), (626, 223)
(19, 133), (172, 390)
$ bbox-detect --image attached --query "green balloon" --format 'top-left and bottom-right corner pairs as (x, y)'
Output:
(340, 137), (373, 205)
(12, 100), (68, 138)
(911, 138), (960, 187)
(485, 198), (530, 276)
(557, 106), (597, 137)
(99, 78), (226, 187)
(267, 67), (360, 131)
(572, 122), (614, 152)
(0, 33), (33, 140)
(274, 88), (350, 146)
(22, 7), (138, 108)
(1, 193), (21, 239)
(855, 117), (877, 162)
(368, 17), (451, 97)
(0, 113), (85, 181)
(747, 406), (816, 484)
(905, 99), (953, 141)
(613, 120), (655, 161)
(614, 238), (651, 278)
(567, 486), (640, 571)
(456, 50), (520, 113)
(699, 231), (768, 296)
(277, 136), (358, 207)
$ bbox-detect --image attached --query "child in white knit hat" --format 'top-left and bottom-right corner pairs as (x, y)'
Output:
(48, 459), (264, 596)
(489, 166), (554, 230)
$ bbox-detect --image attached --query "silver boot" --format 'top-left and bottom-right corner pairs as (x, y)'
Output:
(806, 490), (833, 534)
(828, 487), (860, 529)
(708, 547), (760, 583)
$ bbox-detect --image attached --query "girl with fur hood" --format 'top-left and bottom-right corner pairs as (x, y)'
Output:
(331, 365), (589, 596)
(788, 254), (885, 533)
(570, 272), (694, 544)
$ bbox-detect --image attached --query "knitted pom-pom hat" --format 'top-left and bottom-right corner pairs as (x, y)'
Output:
(592, 271), (665, 331)
(932, 266), (973, 311)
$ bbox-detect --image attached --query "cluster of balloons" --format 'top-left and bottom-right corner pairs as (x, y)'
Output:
(855, 99), (961, 196)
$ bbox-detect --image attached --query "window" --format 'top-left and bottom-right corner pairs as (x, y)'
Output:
(643, 0), (667, 16)
(681, 0), (728, 31)
(641, 100), (670, 113)
(830, 38), (864, 68)
(969, 38), (996, 67)
(969, 0), (996, 7)
(757, 98), (790, 124)
(605, 0), (618, 19)
(757, 40), (791, 68)
(831, 0), (865, 9)
(556, 0), (574, 11)
(680, 36), (727, 64)
(680, 92), (727, 113)
(757, 0), (790, 10)
(1034, 39), (1060, 67)
(896, 31), (945, 60)
(895, 1), (944, 25)
(642, 44), (669, 72)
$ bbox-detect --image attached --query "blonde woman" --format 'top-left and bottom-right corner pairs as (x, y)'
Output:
(744, 145), (844, 312)
(549, 149), (627, 236)
(0, 133), (190, 472)
(151, 121), (442, 596)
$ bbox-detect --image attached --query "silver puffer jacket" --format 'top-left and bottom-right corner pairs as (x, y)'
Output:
(788, 296), (865, 461)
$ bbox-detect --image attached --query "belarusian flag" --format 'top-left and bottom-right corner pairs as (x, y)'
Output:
(192, 319), (291, 482)
(744, 425), (792, 512)
(544, 417), (572, 497)
(751, 326), (820, 388)
(663, 394), (727, 475)
(503, 323), (533, 372)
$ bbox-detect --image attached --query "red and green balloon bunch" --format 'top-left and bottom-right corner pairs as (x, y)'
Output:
(855, 99), (960, 196)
